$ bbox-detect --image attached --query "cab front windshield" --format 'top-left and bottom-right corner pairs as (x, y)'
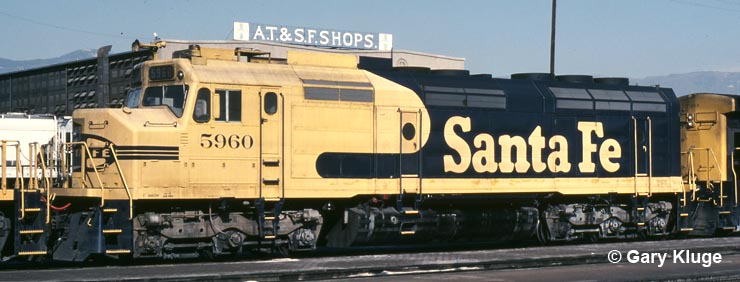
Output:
(124, 87), (141, 108)
(142, 85), (189, 117)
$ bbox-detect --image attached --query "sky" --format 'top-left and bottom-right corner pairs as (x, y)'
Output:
(1, 0), (740, 78)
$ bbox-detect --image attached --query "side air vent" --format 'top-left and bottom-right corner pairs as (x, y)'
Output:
(510, 73), (554, 81)
(594, 77), (629, 86)
(431, 69), (470, 76)
(556, 75), (594, 84)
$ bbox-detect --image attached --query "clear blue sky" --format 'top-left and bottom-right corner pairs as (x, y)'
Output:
(1, 0), (739, 78)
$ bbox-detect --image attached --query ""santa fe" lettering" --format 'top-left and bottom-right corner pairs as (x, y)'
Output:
(443, 116), (622, 174)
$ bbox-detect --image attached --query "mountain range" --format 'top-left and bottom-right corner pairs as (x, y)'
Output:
(0, 50), (737, 97)
(632, 71), (740, 97)
(0, 49), (97, 73)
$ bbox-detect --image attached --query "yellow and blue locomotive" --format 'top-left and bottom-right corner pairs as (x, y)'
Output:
(1, 44), (738, 261)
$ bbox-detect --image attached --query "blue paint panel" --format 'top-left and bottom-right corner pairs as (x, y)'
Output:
(314, 67), (681, 180)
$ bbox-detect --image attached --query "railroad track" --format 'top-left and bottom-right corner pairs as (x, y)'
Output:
(2, 237), (740, 281)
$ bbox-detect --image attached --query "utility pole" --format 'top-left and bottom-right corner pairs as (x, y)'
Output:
(550, 0), (556, 76)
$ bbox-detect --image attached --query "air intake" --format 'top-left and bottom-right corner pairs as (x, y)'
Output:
(556, 75), (594, 84)
(393, 66), (431, 74)
(431, 69), (470, 76)
(510, 73), (554, 81)
(471, 73), (493, 79)
(594, 77), (629, 86)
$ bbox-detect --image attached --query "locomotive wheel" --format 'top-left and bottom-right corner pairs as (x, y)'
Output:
(536, 219), (550, 245)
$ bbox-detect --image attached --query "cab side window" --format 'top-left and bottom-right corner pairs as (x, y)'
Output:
(193, 88), (210, 123)
(216, 90), (242, 122)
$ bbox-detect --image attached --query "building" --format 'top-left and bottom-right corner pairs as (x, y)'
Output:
(0, 39), (465, 116)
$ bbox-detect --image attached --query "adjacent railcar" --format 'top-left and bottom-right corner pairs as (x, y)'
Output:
(678, 93), (740, 235)
(2, 45), (737, 261)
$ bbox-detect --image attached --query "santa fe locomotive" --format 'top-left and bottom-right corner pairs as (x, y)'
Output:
(0, 44), (738, 261)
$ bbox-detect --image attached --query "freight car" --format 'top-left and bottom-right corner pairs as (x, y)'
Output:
(0, 45), (737, 261)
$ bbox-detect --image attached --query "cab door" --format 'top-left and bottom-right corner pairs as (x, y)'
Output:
(188, 86), (260, 195)
(399, 109), (421, 195)
(259, 89), (283, 200)
(633, 116), (652, 196)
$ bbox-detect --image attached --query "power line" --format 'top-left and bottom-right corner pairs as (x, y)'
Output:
(0, 9), (144, 40)
(670, 0), (740, 14)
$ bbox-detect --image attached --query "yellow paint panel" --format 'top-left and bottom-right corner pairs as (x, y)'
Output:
(679, 94), (734, 182)
(288, 51), (358, 69)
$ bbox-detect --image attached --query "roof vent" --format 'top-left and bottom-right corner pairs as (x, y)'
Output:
(393, 66), (431, 74)
(471, 73), (493, 79)
(594, 77), (629, 86)
(431, 69), (470, 76)
(556, 75), (594, 84)
(511, 73), (554, 81)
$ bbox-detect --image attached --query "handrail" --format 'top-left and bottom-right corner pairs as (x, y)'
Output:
(28, 143), (36, 190)
(143, 121), (177, 127)
(686, 152), (695, 205)
(1, 141), (5, 195)
(648, 117), (653, 197)
(65, 142), (107, 207)
(107, 143), (133, 219)
(1, 140), (24, 198)
(632, 117), (638, 196)
(734, 148), (740, 207)
(34, 144), (51, 223)
(681, 147), (724, 206)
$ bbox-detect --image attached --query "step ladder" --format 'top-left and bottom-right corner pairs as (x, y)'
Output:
(99, 201), (133, 256)
(632, 195), (649, 233)
(14, 188), (48, 257)
(256, 198), (284, 241)
(676, 193), (694, 233)
(717, 208), (737, 232)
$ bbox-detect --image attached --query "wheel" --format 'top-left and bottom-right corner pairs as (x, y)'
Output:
(536, 218), (550, 245)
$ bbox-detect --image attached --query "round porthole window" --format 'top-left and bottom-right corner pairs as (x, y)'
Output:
(264, 92), (278, 115)
(402, 123), (416, 140)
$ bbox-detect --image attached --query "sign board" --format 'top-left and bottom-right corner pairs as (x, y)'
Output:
(233, 22), (392, 51)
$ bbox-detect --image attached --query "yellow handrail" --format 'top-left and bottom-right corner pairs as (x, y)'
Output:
(734, 148), (739, 207)
(632, 116), (654, 197)
(34, 145), (51, 224)
(689, 152), (696, 202)
(633, 117), (638, 196)
(1, 141), (5, 195)
(648, 117), (653, 197)
(681, 147), (724, 206)
(107, 143), (133, 219)
(64, 142), (107, 207)
(1, 140), (24, 196)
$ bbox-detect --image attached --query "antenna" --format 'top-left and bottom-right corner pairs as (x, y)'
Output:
(550, 0), (556, 76)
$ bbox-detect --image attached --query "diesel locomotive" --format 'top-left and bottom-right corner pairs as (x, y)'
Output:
(0, 44), (738, 261)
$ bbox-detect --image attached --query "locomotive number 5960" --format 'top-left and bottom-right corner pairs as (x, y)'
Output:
(200, 133), (254, 149)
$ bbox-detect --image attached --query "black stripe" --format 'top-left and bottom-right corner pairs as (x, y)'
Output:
(117, 151), (179, 155)
(116, 146), (178, 151)
(118, 155), (179, 160)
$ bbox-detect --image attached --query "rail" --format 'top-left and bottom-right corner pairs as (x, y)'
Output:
(63, 142), (132, 219)
(1, 140), (23, 196)
(2, 141), (54, 221)
(683, 152), (696, 207)
(681, 148), (725, 206)
(106, 143), (133, 219)
(32, 143), (52, 223)
(64, 142), (107, 207)
(733, 148), (739, 207)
